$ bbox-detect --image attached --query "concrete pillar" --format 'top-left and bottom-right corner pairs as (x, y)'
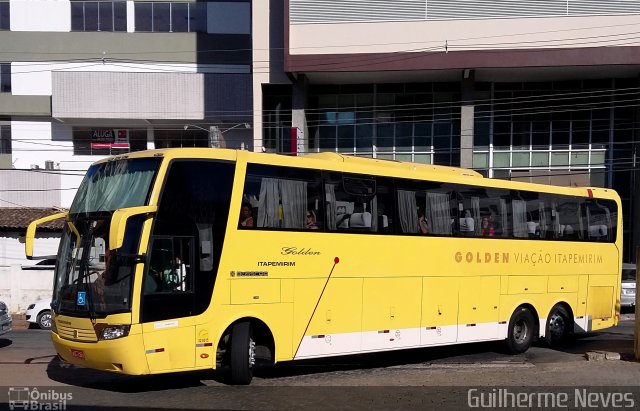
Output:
(460, 70), (475, 168)
(632, 75), (640, 264)
(291, 74), (309, 154)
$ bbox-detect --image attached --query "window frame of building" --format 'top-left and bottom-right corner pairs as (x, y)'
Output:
(134, 2), (208, 33)
(71, 1), (127, 32)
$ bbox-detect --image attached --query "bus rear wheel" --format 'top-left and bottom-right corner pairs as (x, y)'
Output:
(229, 322), (255, 385)
(545, 305), (571, 347)
(505, 307), (535, 354)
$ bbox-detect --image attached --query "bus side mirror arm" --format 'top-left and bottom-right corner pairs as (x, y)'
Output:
(109, 206), (157, 251)
(25, 212), (68, 259)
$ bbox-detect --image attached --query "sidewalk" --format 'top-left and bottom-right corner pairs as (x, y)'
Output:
(11, 313), (29, 330)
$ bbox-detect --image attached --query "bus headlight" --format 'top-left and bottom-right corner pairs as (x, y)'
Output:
(99, 325), (131, 340)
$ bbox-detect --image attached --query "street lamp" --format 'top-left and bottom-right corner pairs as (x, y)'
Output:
(183, 123), (251, 149)
(221, 123), (251, 133)
(183, 124), (220, 148)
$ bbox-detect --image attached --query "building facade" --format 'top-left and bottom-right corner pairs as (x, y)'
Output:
(1, 0), (639, 261)
(0, 0), (254, 206)
(267, 0), (640, 262)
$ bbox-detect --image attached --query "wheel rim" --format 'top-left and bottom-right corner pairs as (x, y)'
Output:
(513, 318), (529, 344)
(548, 312), (566, 340)
(40, 313), (52, 329)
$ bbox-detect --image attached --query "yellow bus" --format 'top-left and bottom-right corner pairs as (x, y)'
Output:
(26, 148), (622, 384)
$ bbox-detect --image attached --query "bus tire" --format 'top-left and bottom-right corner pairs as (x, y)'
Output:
(545, 304), (571, 347)
(229, 322), (255, 385)
(504, 307), (535, 354)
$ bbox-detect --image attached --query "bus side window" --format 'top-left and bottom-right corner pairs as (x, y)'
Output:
(326, 173), (394, 234)
(243, 164), (324, 230)
(586, 199), (613, 242)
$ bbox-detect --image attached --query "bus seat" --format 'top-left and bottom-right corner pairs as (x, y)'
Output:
(527, 221), (539, 236)
(459, 217), (474, 233)
(350, 212), (372, 228)
(588, 225), (607, 237)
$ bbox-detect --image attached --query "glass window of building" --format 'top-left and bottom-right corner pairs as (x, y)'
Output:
(0, 124), (11, 154)
(72, 129), (147, 156)
(0, 1), (9, 30)
(0, 63), (10, 93)
(307, 83), (459, 166)
(134, 2), (208, 32)
(71, 1), (127, 32)
(473, 80), (614, 187)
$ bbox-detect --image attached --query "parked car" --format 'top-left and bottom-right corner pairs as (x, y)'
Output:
(25, 298), (52, 330)
(0, 301), (12, 336)
(621, 263), (636, 309)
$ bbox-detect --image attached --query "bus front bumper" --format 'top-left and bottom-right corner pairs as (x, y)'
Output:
(51, 331), (150, 375)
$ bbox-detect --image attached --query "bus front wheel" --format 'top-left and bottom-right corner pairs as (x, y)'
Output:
(505, 307), (535, 354)
(229, 322), (255, 385)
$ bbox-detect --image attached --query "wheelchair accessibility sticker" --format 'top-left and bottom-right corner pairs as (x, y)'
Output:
(76, 291), (86, 306)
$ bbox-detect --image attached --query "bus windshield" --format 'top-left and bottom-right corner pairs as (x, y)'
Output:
(54, 157), (161, 317)
(70, 158), (162, 214)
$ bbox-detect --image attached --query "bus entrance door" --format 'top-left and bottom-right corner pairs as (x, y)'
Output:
(141, 236), (196, 372)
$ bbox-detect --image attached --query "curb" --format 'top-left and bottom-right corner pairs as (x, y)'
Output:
(586, 351), (635, 361)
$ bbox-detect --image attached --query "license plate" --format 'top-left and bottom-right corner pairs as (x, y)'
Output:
(70, 349), (85, 359)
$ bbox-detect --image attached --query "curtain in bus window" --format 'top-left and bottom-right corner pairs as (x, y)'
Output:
(80, 164), (156, 212)
(280, 180), (307, 229)
(604, 207), (611, 240)
(539, 201), (548, 239)
(551, 201), (560, 238)
(471, 197), (480, 236)
(398, 190), (419, 233)
(578, 204), (585, 240)
(257, 178), (280, 228)
(512, 200), (527, 238)
(196, 224), (213, 271)
(325, 184), (337, 230)
(371, 196), (378, 232)
(500, 199), (509, 237)
(427, 192), (452, 235)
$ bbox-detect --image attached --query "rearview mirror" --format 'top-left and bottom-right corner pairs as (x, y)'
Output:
(25, 212), (68, 259)
(109, 206), (157, 251)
